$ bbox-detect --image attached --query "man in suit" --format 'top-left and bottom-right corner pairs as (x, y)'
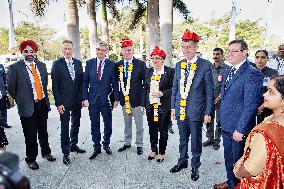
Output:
(267, 44), (284, 75)
(214, 40), (262, 189)
(82, 41), (119, 159)
(116, 38), (147, 155)
(51, 40), (86, 166)
(203, 48), (229, 150)
(7, 40), (56, 170)
(170, 29), (214, 181)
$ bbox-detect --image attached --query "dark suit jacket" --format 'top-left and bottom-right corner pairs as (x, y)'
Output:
(82, 58), (119, 106)
(7, 60), (50, 117)
(116, 58), (147, 108)
(220, 61), (262, 135)
(51, 57), (83, 109)
(171, 58), (215, 121)
(144, 66), (174, 112)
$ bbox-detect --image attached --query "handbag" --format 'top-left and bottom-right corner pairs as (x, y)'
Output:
(5, 95), (15, 109)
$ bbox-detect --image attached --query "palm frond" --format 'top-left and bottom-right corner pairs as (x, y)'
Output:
(107, 0), (121, 21)
(129, 0), (146, 30)
(173, 0), (190, 20)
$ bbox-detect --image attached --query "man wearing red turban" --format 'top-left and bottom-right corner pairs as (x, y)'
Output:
(170, 29), (214, 181)
(7, 40), (56, 170)
(116, 38), (147, 155)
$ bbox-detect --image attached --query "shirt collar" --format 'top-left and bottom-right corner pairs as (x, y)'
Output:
(153, 65), (165, 75)
(124, 58), (133, 64)
(97, 58), (105, 64)
(233, 59), (246, 71)
(24, 59), (35, 66)
(186, 55), (198, 64)
(65, 57), (73, 64)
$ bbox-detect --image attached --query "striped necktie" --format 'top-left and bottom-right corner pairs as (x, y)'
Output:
(225, 67), (236, 89)
(30, 63), (43, 100)
(67, 60), (75, 80)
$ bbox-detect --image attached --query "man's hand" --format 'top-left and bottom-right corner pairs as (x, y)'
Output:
(203, 115), (211, 124)
(257, 104), (265, 115)
(57, 105), (65, 114)
(141, 107), (146, 114)
(152, 91), (163, 98)
(83, 100), (89, 107)
(113, 101), (119, 108)
(214, 96), (221, 105)
(171, 110), (176, 120)
(233, 130), (244, 142)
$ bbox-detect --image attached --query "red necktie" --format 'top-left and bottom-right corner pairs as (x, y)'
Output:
(97, 60), (102, 80)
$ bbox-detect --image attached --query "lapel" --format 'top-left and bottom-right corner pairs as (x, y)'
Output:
(62, 58), (73, 81)
(101, 58), (109, 81)
(36, 62), (45, 84)
(221, 68), (229, 96)
(94, 58), (98, 81)
(159, 66), (167, 88)
(224, 61), (249, 94)
(73, 59), (79, 80)
(19, 60), (33, 89)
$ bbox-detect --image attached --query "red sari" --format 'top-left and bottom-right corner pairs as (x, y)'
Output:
(236, 122), (284, 189)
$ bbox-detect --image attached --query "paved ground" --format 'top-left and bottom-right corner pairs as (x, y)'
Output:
(5, 106), (226, 189)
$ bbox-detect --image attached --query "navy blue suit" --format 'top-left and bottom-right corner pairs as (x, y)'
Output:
(171, 58), (214, 169)
(220, 61), (262, 188)
(82, 58), (119, 151)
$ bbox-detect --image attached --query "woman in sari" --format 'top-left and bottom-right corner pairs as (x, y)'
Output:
(233, 76), (284, 189)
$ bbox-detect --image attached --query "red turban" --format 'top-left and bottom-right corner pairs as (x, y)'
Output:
(19, 40), (39, 53)
(150, 46), (167, 60)
(121, 38), (133, 48)
(182, 29), (200, 42)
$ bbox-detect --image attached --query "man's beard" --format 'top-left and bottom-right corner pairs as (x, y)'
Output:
(24, 55), (35, 62)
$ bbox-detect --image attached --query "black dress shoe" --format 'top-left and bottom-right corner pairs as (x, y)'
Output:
(42, 154), (56, 162)
(137, 147), (143, 155)
(213, 143), (220, 150)
(70, 146), (86, 153)
(191, 168), (199, 181)
(3, 124), (12, 128)
(63, 155), (70, 165)
(157, 158), (164, 163)
(170, 163), (188, 173)
(118, 145), (131, 152)
(26, 161), (39, 170)
(202, 140), (214, 147)
(103, 147), (112, 155)
(89, 150), (101, 160)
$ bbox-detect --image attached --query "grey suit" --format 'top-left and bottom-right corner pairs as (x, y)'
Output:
(171, 58), (214, 168)
(7, 60), (50, 117)
(7, 60), (52, 162)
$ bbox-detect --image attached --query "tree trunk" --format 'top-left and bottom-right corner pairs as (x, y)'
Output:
(87, 0), (98, 58)
(66, 0), (81, 60)
(147, 0), (160, 57)
(101, 0), (110, 45)
(159, 0), (173, 67)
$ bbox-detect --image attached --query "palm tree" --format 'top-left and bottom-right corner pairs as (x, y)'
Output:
(129, 0), (189, 67)
(147, 0), (159, 56)
(30, 0), (82, 60)
(159, 0), (172, 67)
(87, 0), (99, 58)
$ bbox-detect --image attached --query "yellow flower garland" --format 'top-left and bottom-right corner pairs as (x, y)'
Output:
(150, 73), (161, 122)
(119, 64), (133, 114)
(179, 62), (197, 121)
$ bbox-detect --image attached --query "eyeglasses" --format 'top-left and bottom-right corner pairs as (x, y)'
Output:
(96, 48), (107, 52)
(226, 50), (243, 54)
(23, 50), (35, 53)
(151, 57), (163, 60)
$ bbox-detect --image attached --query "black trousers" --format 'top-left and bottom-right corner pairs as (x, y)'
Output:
(20, 99), (51, 162)
(146, 107), (170, 155)
(60, 106), (81, 155)
(205, 106), (221, 144)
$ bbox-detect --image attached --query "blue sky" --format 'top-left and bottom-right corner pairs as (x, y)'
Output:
(0, 0), (283, 40)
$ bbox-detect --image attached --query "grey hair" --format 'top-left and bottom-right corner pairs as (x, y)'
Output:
(97, 41), (109, 50)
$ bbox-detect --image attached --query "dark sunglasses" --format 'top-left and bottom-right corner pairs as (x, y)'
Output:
(23, 50), (35, 53)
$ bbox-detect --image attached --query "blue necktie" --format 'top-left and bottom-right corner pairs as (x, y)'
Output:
(185, 62), (190, 85)
(125, 61), (129, 79)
